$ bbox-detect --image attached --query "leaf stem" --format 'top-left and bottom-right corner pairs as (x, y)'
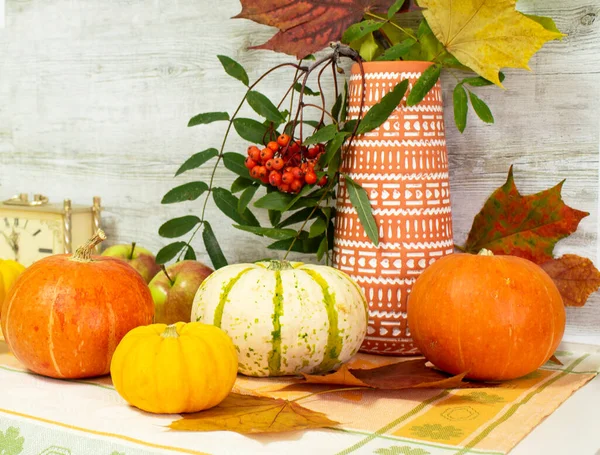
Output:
(364, 11), (418, 42)
(290, 386), (370, 403)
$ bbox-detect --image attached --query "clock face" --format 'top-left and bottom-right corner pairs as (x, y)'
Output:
(0, 217), (58, 266)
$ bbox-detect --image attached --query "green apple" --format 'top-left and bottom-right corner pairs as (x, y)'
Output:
(149, 260), (214, 324)
(101, 242), (161, 283)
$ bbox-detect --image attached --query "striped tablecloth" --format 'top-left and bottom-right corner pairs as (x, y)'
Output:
(0, 340), (598, 455)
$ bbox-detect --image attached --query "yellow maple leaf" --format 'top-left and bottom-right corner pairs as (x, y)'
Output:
(417, 0), (564, 86)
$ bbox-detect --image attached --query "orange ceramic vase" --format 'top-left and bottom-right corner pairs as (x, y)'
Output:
(333, 61), (454, 355)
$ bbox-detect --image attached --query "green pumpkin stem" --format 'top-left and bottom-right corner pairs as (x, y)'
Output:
(267, 260), (293, 271)
(72, 229), (106, 262)
(161, 324), (180, 338)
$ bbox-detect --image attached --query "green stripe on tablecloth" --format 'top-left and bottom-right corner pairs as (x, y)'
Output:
(335, 390), (451, 455)
(330, 427), (503, 454)
(455, 354), (590, 455)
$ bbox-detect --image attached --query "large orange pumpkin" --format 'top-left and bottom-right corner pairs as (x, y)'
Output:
(1, 230), (154, 379)
(407, 250), (565, 381)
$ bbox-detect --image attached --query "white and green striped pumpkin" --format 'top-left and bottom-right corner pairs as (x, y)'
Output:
(191, 260), (368, 377)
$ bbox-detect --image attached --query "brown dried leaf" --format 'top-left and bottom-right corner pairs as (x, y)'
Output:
(234, 0), (396, 59)
(547, 354), (564, 366)
(169, 393), (338, 434)
(541, 254), (600, 307)
(296, 359), (469, 390)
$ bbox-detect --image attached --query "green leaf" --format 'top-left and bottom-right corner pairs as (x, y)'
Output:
(254, 191), (295, 211)
(293, 83), (320, 97)
(282, 185), (314, 212)
(453, 84), (468, 133)
(319, 132), (348, 167)
(357, 79), (409, 134)
(358, 32), (382, 61)
(468, 91), (494, 124)
(231, 176), (254, 193)
(247, 91), (285, 123)
(238, 184), (259, 214)
(327, 149), (342, 179)
(524, 14), (563, 35)
(184, 245), (197, 260)
(233, 225), (297, 240)
(213, 187), (260, 226)
(188, 112), (229, 128)
(344, 176), (379, 245)
(156, 241), (188, 264)
(376, 38), (416, 61)
(202, 221), (228, 269)
(284, 120), (320, 136)
(268, 209), (281, 227)
(387, 0), (406, 18)
(316, 236), (328, 261)
(223, 152), (251, 179)
(268, 235), (321, 254)
(277, 207), (319, 228)
(331, 93), (343, 122)
(175, 148), (219, 177)
(217, 55), (249, 86)
(309, 217), (327, 238)
(304, 124), (339, 146)
(343, 119), (358, 133)
(158, 215), (200, 238)
(289, 196), (322, 211)
(463, 72), (506, 87)
(340, 80), (348, 122)
(233, 118), (272, 145)
(406, 63), (441, 107)
(161, 182), (208, 204)
(342, 20), (384, 44)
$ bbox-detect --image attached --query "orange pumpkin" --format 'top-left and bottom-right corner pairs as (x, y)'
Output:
(407, 250), (565, 381)
(1, 230), (154, 379)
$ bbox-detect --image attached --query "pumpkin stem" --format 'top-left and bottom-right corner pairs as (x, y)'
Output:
(129, 242), (136, 260)
(161, 264), (175, 286)
(161, 324), (180, 338)
(478, 249), (494, 256)
(71, 229), (106, 262)
(267, 260), (294, 271)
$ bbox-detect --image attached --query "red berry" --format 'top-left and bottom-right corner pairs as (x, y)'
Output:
(250, 167), (261, 179)
(257, 166), (268, 179)
(260, 148), (274, 162)
(260, 175), (270, 185)
(279, 183), (290, 193)
(277, 134), (291, 147)
(317, 175), (328, 186)
(248, 146), (261, 162)
(307, 147), (320, 158)
(267, 141), (279, 152)
(304, 172), (317, 185)
(272, 157), (284, 170)
(265, 159), (276, 171)
(289, 140), (301, 154)
(269, 170), (282, 187)
(245, 157), (257, 169)
(282, 171), (294, 184)
(291, 167), (304, 180)
(290, 180), (303, 193)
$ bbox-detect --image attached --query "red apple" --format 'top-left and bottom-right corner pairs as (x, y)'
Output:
(149, 260), (214, 324)
(101, 242), (161, 283)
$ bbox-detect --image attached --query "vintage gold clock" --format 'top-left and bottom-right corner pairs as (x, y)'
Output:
(0, 194), (102, 267)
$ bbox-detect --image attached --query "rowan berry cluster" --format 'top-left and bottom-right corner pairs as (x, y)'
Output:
(244, 133), (328, 193)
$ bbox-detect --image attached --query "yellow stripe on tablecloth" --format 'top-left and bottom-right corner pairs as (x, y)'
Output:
(392, 369), (556, 446)
(0, 407), (211, 455)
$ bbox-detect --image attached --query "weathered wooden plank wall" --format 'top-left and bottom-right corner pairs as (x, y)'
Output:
(0, 0), (598, 342)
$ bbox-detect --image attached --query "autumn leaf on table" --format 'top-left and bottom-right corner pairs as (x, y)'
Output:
(464, 166), (588, 264)
(417, 0), (564, 86)
(169, 393), (338, 434)
(541, 255), (600, 307)
(282, 359), (472, 391)
(235, 0), (417, 59)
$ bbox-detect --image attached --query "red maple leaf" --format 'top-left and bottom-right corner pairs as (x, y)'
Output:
(464, 166), (588, 264)
(234, 0), (415, 59)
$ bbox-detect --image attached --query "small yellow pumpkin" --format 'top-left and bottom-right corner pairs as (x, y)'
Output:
(110, 322), (238, 414)
(0, 259), (26, 306)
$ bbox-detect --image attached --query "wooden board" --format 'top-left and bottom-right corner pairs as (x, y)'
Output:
(0, 0), (598, 342)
